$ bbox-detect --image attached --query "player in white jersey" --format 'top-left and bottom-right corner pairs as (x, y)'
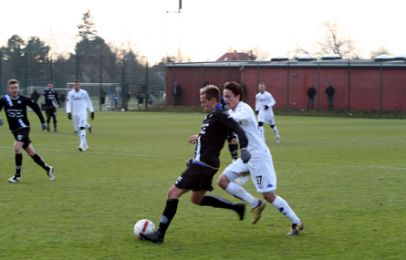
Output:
(66, 80), (95, 151)
(218, 81), (303, 236)
(255, 83), (280, 143)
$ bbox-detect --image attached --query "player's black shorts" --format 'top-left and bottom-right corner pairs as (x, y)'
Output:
(12, 128), (31, 149)
(45, 107), (56, 117)
(174, 163), (218, 191)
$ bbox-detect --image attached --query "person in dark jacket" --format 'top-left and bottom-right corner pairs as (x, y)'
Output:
(325, 85), (336, 111)
(307, 86), (317, 110)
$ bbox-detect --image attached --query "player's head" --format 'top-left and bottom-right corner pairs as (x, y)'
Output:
(73, 80), (81, 92)
(200, 84), (220, 113)
(7, 79), (20, 97)
(223, 81), (244, 110)
(258, 82), (266, 93)
(47, 83), (54, 89)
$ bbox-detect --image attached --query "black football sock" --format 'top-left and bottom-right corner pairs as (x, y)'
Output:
(31, 154), (48, 170)
(158, 199), (179, 238)
(228, 143), (238, 160)
(53, 116), (57, 129)
(201, 195), (236, 210)
(15, 154), (23, 177)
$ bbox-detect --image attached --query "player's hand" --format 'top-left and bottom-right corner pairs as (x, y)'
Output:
(90, 112), (95, 121)
(188, 135), (199, 144)
(240, 148), (251, 163)
(41, 123), (48, 131)
(264, 105), (269, 110)
(68, 113), (72, 120)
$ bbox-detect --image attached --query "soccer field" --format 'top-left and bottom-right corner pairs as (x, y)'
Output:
(1, 111), (405, 259)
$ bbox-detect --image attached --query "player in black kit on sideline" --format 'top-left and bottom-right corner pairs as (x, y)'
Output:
(140, 84), (251, 244)
(43, 83), (60, 132)
(0, 79), (55, 183)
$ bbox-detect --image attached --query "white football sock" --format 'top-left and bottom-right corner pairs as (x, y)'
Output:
(226, 182), (259, 208)
(79, 129), (86, 146)
(272, 195), (300, 224)
(258, 126), (265, 140)
(272, 126), (279, 137)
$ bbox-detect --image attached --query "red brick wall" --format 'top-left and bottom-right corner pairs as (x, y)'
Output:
(166, 64), (406, 111)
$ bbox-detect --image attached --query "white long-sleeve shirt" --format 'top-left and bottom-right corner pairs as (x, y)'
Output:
(66, 89), (94, 115)
(228, 101), (271, 158)
(255, 91), (276, 113)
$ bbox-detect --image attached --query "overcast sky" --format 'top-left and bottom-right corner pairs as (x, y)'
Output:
(1, 0), (405, 64)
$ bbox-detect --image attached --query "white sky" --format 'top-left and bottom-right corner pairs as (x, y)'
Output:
(1, 0), (405, 64)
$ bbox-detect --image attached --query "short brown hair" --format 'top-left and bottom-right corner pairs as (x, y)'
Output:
(223, 81), (244, 101)
(7, 79), (19, 86)
(200, 84), (220, 102)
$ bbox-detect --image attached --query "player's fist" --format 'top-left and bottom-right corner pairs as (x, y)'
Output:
(90, 112), (95, 120)
(240, 148), (251, 163)
(68, 113), (72, 120)
(41, 123), (48, 131)
(264, 105), (269, 110)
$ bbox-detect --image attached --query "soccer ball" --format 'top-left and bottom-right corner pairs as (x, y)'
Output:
(133, 219), (156, 239)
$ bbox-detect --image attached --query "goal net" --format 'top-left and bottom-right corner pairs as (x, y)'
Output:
(65, 82), (121, 111)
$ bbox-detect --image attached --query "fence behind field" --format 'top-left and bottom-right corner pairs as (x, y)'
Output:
(0, 52), (166, 111)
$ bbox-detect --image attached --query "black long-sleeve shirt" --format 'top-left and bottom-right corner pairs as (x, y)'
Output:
(194, 107), (248, 168)
(43, 89), (60, 108)
(0, 95), (45, 131)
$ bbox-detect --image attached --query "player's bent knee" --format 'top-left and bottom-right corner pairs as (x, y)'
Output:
(263, 191), (277, 203)
(218, 174), (230, 189)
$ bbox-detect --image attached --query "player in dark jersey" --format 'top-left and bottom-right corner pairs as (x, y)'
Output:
(0, 79), (55, 183)
(140, 84), (251, 244)
(43, 83), (60, 132)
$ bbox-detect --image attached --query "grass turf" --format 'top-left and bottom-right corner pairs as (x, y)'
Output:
(0, 111), (405, 259)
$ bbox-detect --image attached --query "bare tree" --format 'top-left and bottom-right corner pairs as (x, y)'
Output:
(290, 47), (313, 59)
(316, 21), (359, 59)
(77, 10), (98, 41)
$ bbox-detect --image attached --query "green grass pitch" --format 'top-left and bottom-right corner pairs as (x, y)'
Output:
(0, 111), (405, 259)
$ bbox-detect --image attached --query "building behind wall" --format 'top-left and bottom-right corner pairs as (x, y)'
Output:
(165, 58), (406, 112)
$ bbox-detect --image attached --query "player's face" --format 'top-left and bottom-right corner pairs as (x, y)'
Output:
(74, 83), (80, 92)
(200, 94), (216, 113)
(223, 89), (240, 110)
(8, 83), (20, 98)
(258, 84), (265, 92)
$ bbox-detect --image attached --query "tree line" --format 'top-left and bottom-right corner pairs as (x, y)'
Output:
(0, 10), (166, 96)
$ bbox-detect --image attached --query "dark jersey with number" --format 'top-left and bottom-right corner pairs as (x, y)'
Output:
(43, 89), (60, 108)
(194, 106), (248, 168)
(0, 95), (45, 131)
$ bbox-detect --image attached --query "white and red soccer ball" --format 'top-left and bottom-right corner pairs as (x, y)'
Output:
(133, 219), (156, 239)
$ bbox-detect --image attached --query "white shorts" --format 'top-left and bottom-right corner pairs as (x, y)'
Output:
(258, 110), (276, 125)
(73, 114), (88, 130)
(223, 156), (277, 193)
